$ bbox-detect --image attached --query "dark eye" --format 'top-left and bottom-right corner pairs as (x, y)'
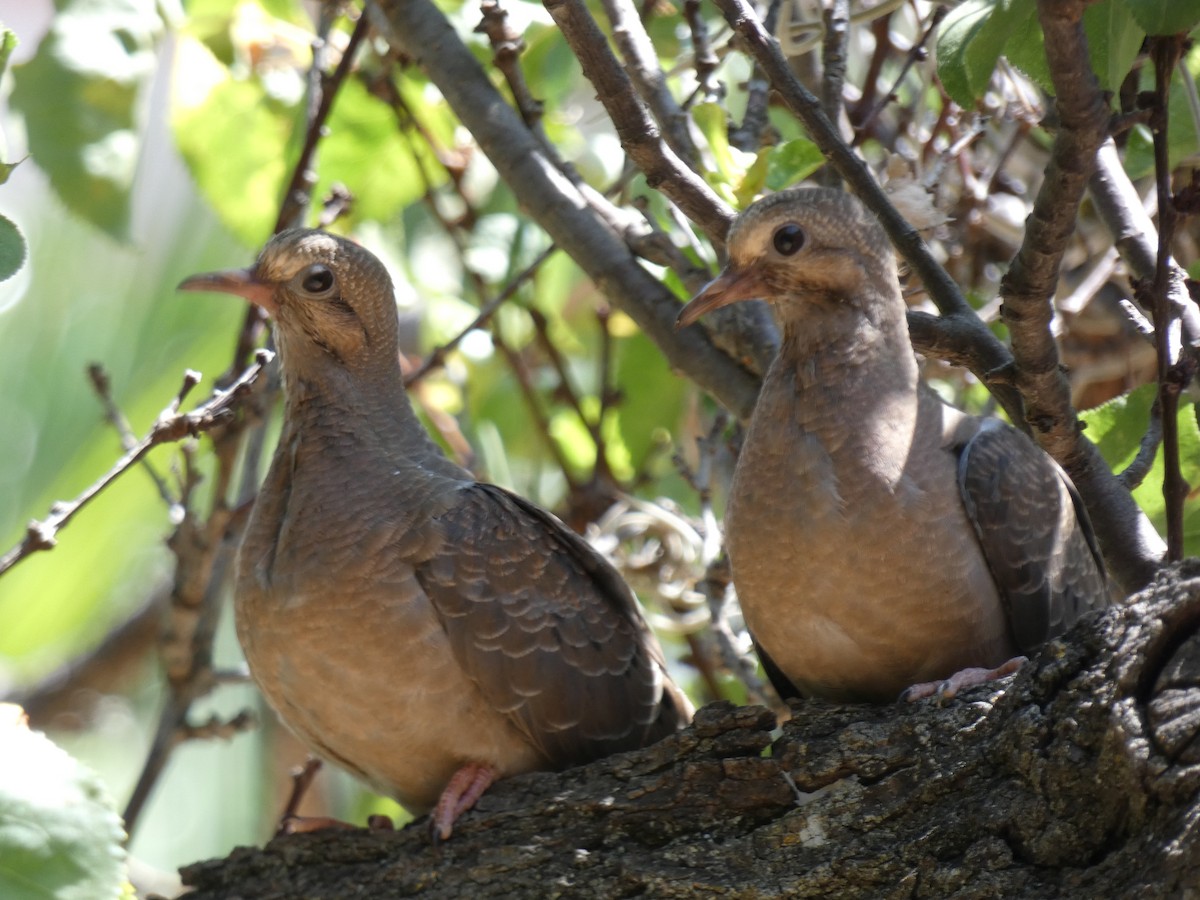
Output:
(300, 265), (335, 294)
(772, 224), (805, 256)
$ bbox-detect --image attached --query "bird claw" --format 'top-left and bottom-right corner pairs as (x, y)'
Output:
(899, 656), (1028, 704)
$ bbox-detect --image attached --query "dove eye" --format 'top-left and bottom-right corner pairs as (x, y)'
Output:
(299, 265), (335, 295)
(772, 224), (806, 256)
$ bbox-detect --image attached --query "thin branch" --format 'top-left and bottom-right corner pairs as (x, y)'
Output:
(600, 0), (701, 169)
(404, 245), (558, 387)
(1147, 36), (1190, 561)
(274, 10), (371, 233)
(1118, 396), (1163, 492)
(0, 362), (268, 578)
(682, 0), (719, 105)
(816, 0), (850, 189)
(87, 363), (175, 506)
(543, 0), (733, 244)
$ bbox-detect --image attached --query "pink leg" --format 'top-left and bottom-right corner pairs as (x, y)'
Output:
(431, 763), (498, 840)
(900, 656), (1027, 704)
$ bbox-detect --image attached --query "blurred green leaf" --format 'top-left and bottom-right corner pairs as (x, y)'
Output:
(1121, 0), (1200, 35)
(764, 139), (824, 192)
(9, 0), (162, 239)
(0, 28), (16, 80)
(1084, 0), (1146, 92)
(1083, 384), (1200, 555)
(936, 0), (1035, 107)
(171, 36), (297, 245)
(0, 707), (129, 900)
(0, 215), (26, 282)
(692, 102), (747, 202)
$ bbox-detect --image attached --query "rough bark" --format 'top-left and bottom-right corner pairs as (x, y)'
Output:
(181, 563), (1200, 898)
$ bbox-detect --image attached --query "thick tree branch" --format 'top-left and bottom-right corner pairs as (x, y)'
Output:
(182, 564), (1200, 897)
(599, 0), (701, 170)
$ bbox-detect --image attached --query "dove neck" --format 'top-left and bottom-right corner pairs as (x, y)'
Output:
(280, 351), (461, 474)
(776, 299), (918, 407)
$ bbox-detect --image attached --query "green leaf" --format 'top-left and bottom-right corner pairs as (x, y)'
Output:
(0, 706), (129, 900)
(1082, 384), (1200, 555)
(1084, 0), (1147, 93)
(936, 0), (1036, 106)
(1121, 0), (1200, 35)
(317, 77), (436, 229)
(0, 28), (16, 80)
(171, 36), (298, 245)
(763, 138), (824, 192)
(0, 215), (27, 283)
(8, 0), (162, 240)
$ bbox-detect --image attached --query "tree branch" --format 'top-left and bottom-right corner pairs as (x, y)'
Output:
(180, 564), (1200, 897)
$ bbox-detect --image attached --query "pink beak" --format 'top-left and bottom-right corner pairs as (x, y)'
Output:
(675, 265), (769, 328)
(178, 266), (278, 315)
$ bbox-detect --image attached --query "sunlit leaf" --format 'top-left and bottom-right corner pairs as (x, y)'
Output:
(0, 706), (129, 900)
(171, 36), (297, 244)
(1082, 384), (1200, 555)
(0, 29), (16, 80)
(764, 138), (824, 193)
(9, 0), (162, 239)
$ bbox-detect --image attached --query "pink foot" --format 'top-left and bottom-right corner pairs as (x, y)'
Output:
(900, 656), (1028, 704)
(431, 763), (497, 840)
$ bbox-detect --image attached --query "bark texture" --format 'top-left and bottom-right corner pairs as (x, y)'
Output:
(181, 563), (1200, 898)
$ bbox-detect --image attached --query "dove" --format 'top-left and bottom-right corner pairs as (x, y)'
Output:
(676, 187), (1108, 703)
(180, 229), (692, 837)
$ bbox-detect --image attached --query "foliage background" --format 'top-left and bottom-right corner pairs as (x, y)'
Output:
(1, 0), (1198, 896)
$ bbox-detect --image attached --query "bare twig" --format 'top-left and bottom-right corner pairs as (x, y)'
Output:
(0, 362), (266, 578)
(600, 0), (701, 169)
(1118, 396), (1164, 492)
(404, 245), (558, 386)
(87, 363), (176, 506)
(817, 0), (850, 189)
(1147, 35), (1190, 561)
(543, 0), (732, 244)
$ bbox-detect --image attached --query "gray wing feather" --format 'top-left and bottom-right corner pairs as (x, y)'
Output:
(957, 420), (1108, 652)
(414, 483), (689, 766)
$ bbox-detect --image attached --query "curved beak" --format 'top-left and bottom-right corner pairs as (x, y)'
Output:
(177, 266), (277, 315)
(675, 266), (769, 329)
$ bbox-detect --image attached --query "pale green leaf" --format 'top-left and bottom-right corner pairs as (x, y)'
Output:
(9, 0), (162, 239)
(0, 707), (128, 900)
(763, 138), (824, 192)
(936, 0), (1036, 106)
(171, 36), (297, 245)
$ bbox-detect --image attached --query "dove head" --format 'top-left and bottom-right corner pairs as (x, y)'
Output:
(179, 229), (401, 377)
(676, 187), (901, 332)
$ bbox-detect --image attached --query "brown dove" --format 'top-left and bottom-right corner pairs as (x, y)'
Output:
(179, 229), (692, 838)
(676, 187), (1108, 704)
